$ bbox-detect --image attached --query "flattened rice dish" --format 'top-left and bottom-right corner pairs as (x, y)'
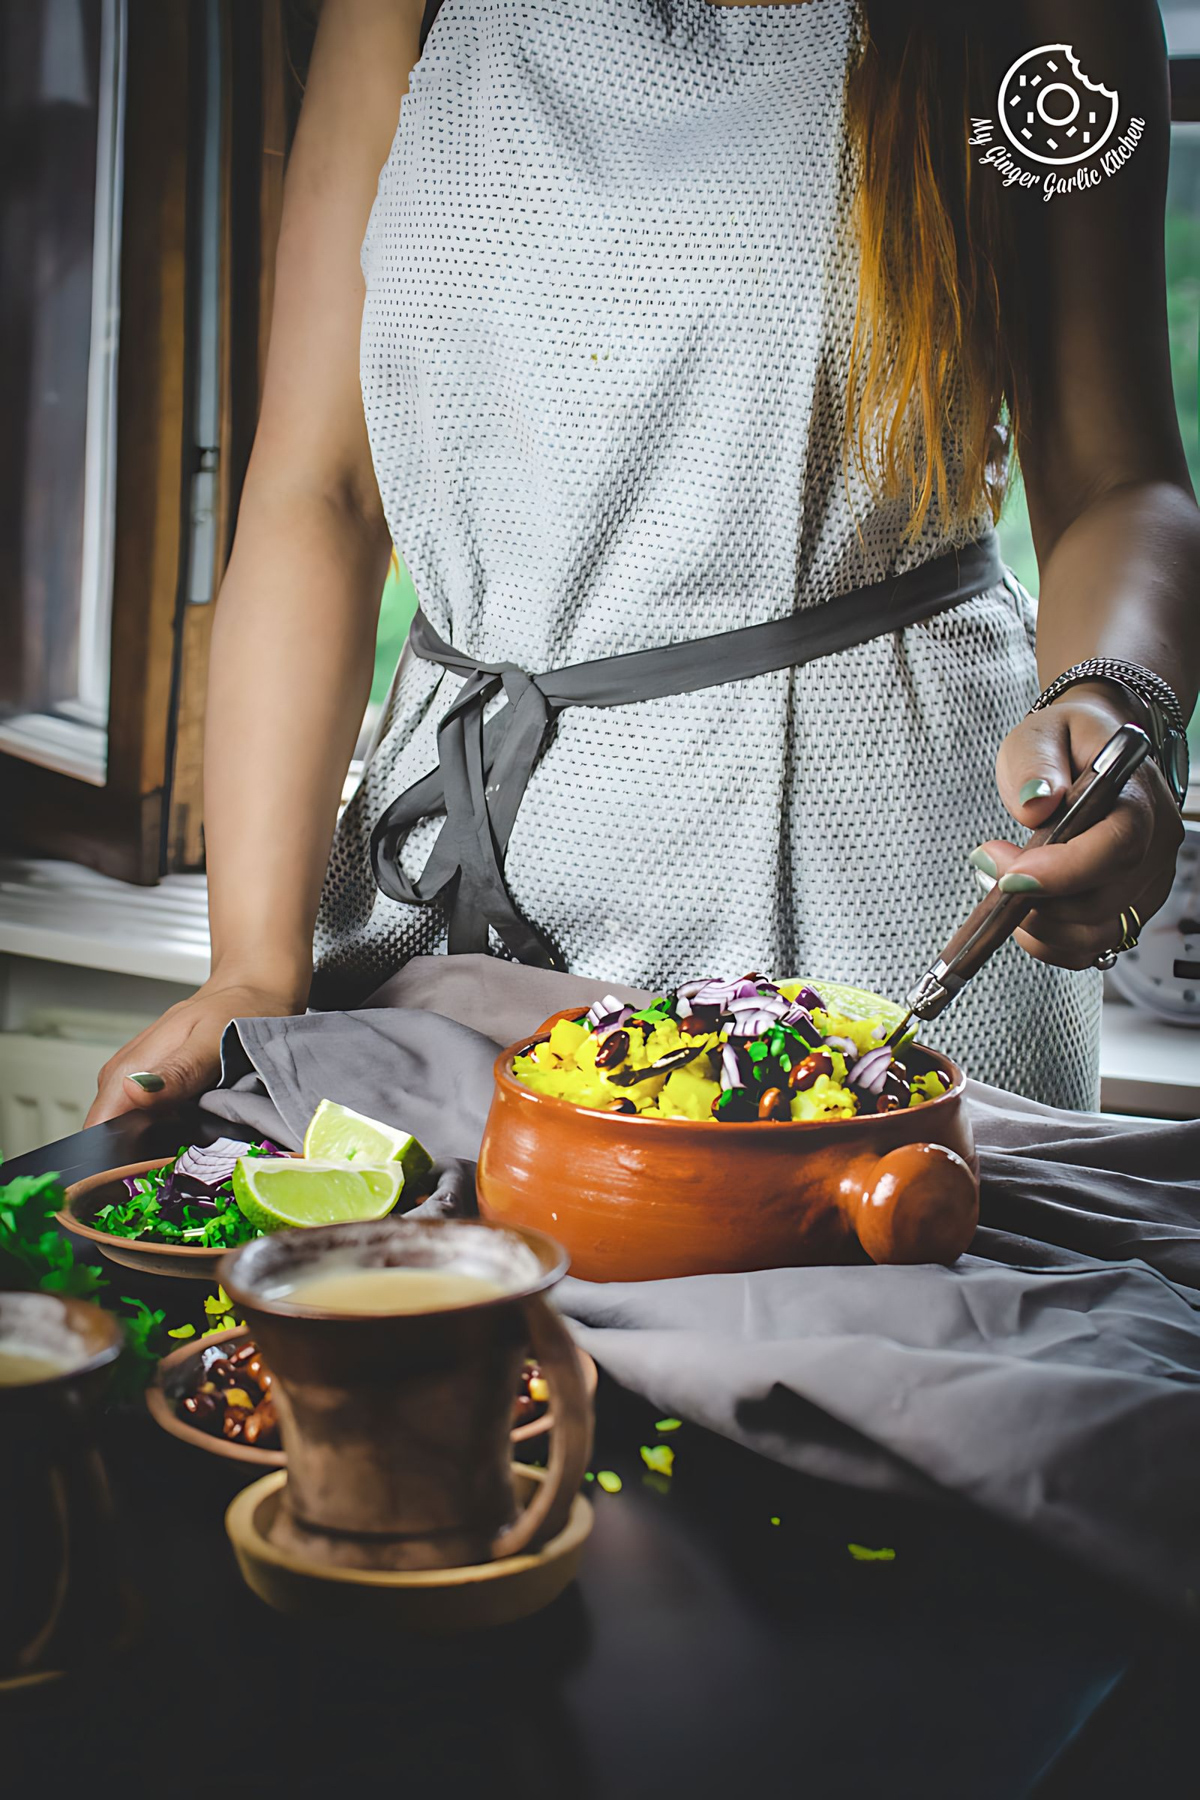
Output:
(512, 974), (950, 1122)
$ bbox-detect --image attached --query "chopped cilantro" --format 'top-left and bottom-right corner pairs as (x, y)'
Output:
(91, 1146), (264, 1250)
(0, 1163), (200, 1398)
(0, 1169), (105, 1299)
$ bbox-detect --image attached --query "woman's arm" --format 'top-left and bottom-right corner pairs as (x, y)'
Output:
(87, 0), (424, 1122)
(974, 0), (1196, 969)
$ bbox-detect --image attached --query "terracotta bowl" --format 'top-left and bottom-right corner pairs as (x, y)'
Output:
(477, 1010), (980, 1281)
(58, 1158), (240, 1282)
(147, 1326), (599, 1467)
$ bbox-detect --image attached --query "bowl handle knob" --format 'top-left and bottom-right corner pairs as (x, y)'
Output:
(848, 1142), (979, 1266)
(490, 1295), (594, 1561)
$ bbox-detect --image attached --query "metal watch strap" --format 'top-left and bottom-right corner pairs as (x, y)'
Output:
(1029, 657), (1190, 808)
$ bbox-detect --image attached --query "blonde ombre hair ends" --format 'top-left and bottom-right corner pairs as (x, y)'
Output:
(845, 8), (1018, 541)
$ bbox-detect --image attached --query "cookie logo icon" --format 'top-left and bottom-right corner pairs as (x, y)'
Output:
(997, 44), (1119, 168)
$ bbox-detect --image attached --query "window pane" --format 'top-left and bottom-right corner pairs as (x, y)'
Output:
(1161, 2), (1200, 56)
(0, 0), (124, 782)
(354, 556), (420, 761)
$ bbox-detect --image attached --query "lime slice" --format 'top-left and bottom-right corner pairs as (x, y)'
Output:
(232, 1158), (405, 1234)
(303, 1099), (433, 1187)
(783, 977), (916, 1047)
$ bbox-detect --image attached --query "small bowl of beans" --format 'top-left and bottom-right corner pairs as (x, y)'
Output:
(147, 1326), (597, 1466)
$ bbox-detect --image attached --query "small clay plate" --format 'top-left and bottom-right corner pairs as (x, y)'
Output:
(148, 1325), (600, 1466)
(226, 1465), (593, 1631)
(59, 1158), (239, 1282)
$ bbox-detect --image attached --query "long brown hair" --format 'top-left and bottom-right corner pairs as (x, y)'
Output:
(845, 6), (1018, 541)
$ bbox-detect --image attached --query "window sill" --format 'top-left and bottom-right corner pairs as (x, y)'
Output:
(0, 857), (209, 986)
(0, 714), (107, 785)
(1098, 994), (1200, 1120)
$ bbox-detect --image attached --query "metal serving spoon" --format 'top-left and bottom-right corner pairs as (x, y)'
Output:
(883, 722), (1153, 1048)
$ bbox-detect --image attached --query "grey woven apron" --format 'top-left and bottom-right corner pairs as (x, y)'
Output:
(370, 533), (1004, 969)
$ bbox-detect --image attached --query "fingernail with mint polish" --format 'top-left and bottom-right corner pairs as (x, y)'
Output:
(126, 1071), (165, 1092)
(968, 848), (998, 879)
(1019, 778), (1053, 806)
(997, 871), (1043, 894)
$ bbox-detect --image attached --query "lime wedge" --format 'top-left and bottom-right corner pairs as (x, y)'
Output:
(302, 1099), (433, 1187)
(232, 1158), (405, 1234)
(782, 977), (916, 1047)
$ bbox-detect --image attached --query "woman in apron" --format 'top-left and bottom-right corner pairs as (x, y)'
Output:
(89, 0), (1194, 1122)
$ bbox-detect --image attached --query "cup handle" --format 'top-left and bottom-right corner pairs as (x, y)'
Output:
(490, 1295), (594, 1561)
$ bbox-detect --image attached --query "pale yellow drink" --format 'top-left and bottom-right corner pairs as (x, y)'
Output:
(0, 1347), (71, 1386)
(272, 1264), (510, 1314)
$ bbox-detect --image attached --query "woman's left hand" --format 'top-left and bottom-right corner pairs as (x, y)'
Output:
(973, 683), (1185, 971)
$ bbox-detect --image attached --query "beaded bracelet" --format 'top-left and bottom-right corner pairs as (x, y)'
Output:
(1029, 658), (1190, 808)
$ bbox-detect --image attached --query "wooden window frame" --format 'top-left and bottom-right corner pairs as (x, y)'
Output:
(1, 2), (190, 883)
(1, 0), (297, 885)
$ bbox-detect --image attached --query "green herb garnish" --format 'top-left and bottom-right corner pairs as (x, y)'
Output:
(0, 1169), (106, 1298)
(91, 1148), (258, 1250)
(0, 1164), (206, 1397)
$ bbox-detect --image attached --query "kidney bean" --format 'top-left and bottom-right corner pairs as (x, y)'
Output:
(678, 1009), (717, 1036)
(206, 1357), (238, 1388)
(242, 1354), (272, 1391)
(788, 1050), (834, 1091)
(594, 1028), (630, 1068)
(181, 1391), (222, 1432)
(757, 1087), (787, 1120)
(608, 1097), (637, 1114)
(222, 1410), (246, 1442)
(241, 1398), (278, 1448)
(882, 1070), (911, 1108)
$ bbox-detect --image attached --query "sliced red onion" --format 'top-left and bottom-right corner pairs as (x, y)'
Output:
(730, 1009), (781, 1038)
(779, 1003), (821, 1042)
(675, 995), (693, 1018)
(595, 1005), (633, 1036)
(823, 1035), (859, 1058)
(847, 1048), (892, 1092)
(174, 1138), (253, 1182)
(720, 1043), (744, 1090)
(728, 993), (786, 1018)
(793, 985), (825, 1013)
(730, 978), (764, 1001)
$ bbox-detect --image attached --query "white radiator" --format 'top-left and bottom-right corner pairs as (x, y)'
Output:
(0, 1012), (146, 1161)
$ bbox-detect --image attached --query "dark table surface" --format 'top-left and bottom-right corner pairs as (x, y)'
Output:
(6, 1109), (1198, 1799)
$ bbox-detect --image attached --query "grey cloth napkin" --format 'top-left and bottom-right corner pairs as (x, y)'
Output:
(203, 954), (1200, 1616)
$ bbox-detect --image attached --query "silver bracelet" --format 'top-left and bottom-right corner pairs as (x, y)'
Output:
(1029, 658), (1190, 808)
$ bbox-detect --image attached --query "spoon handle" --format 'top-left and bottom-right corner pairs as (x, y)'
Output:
(903, 723), (1152, 1023)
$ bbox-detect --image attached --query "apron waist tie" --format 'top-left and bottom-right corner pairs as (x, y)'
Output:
(369, 533), (1005, 969)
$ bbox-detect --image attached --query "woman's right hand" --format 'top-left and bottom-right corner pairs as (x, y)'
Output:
(85, 978), (305, 1126)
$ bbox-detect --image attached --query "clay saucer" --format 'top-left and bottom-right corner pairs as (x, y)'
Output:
(59, 1158), (239, 1282)
(226, 1464), (593, 1630)
(148, 1325), (599, 1467)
